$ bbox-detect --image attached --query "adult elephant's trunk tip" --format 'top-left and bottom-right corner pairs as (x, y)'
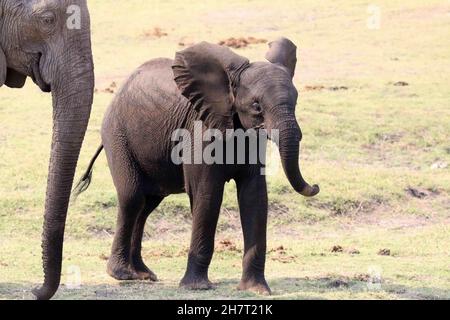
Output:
(32, 284), (58, 301)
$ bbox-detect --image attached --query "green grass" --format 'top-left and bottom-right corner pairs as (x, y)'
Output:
(1, 0), (449, 300)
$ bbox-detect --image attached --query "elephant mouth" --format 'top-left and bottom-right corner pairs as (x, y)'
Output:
(31, 54), (51, 92)
(254, 123), (265, 130)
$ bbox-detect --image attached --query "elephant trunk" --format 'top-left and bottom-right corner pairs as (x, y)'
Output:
(269, 108), (319, 197)
(32, 45), (94, 300)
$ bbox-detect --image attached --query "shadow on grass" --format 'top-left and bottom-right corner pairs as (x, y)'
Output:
(1, 277), (449, 300)
(270, 277), (450, 300)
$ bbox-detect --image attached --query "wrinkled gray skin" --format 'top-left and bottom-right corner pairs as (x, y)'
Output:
(76, 39), (319, 295)
(0, 0), (94, 300)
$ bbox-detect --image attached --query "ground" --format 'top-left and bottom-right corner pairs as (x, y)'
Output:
(0, 0), (449, 300)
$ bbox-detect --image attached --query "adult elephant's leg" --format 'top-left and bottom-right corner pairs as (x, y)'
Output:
(180, 167), (225, 290)
(130, 195), (164, 281)
(236, 172), (271, 295)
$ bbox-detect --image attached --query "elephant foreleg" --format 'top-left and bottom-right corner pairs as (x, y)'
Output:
(180, 171), (225, 290)
(236, 173), (271, 295)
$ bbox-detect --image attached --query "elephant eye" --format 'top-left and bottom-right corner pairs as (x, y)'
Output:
(40, 13), (56, 26)
(252, 101), (262, 112)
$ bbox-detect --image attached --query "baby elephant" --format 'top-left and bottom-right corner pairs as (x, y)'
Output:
(74, 38), (319, 295)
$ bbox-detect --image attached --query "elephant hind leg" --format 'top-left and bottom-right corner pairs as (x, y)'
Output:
(130, 195), (164, 281)
(104, 144), (155, 281)
(107, 191), (146, 281)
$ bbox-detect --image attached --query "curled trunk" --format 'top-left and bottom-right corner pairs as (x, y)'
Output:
(269, 111), (319, 197)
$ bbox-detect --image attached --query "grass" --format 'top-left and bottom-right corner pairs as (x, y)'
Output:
(0, 0), (449, 299)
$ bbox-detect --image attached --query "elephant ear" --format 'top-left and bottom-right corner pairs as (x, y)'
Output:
(265, 37), (297, 78)
(0, 47), (27, 88)
(172, 42), (250, 132)
(0, 48), (6, 87)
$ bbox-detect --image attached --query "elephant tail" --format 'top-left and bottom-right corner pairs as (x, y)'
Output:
(71, 145), (104, 203)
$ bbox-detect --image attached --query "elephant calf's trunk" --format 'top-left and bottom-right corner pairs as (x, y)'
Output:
(281, 154), (320, 197)
(273, 117), (320, 197)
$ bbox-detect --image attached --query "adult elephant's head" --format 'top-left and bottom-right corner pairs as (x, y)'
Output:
(0, 0), (94, 299)
(173, 38), (319, 197)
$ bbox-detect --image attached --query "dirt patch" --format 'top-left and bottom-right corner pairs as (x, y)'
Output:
(218, 37), (267, 49)
(269, 203), (290, 216)
(378, 248), (391, 256)
(310, 252), (327, 257)
(354, 273), (371, 282)
(307, 275), (351, 288)
(269, 245), (287, 253)
(316, 197), (384, 216)
(374, 132), (404, 144)
(328, 86), (349, 91)
(346, 248), (361, 255)
(269, 245), (297, 263)
(303, 85), (349, 92)
(406, 187), (439, 199)
(142, 27), (168, 39)
(393, 81), (409, 87)
(217, 239), (241, 253)
(329, 245), (359, 254)
(308, 273), (378, 287)
(331, 245), (344, 253)
(95, 81), (117, 94)
(304, 85), (325, 91)
(359, 210), (436, 231)
(328, 278), (349, 288)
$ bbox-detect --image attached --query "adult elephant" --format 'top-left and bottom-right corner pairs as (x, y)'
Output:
(0, 0), (94, 299)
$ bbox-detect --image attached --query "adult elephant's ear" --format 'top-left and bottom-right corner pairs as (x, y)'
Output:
(172, 42), (250, 132)
(0, 48), (27, 88)
(265, 37), (297, 78)
(0, 48), (6, 87)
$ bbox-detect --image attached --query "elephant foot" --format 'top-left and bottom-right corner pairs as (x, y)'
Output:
(238, 277), (272, 296)
(107, 263), (139, 281)
(107, 259), (157, 281)
(133, 263), (158, 281)
(180, 274), (214, 290)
